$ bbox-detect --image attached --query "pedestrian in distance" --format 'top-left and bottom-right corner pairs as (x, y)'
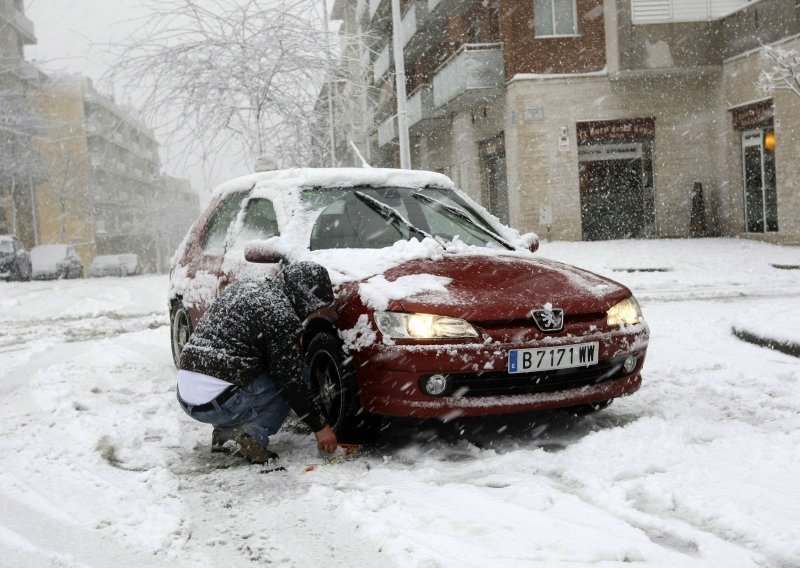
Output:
(176, 261), (338, 464)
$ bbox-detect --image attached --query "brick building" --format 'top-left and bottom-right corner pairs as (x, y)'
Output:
(326, 0), (800, 244)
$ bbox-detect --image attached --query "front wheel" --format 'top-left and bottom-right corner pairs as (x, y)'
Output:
(304, 332), (380, 443)
(171, 304), (193, 368)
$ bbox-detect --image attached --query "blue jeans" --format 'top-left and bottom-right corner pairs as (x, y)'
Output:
(177, 372), (291, 447)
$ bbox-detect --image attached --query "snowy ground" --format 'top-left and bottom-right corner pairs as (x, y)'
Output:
(1, 238), (799, 568)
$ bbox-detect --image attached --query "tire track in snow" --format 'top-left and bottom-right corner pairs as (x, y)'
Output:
(0, 311), (168, 352)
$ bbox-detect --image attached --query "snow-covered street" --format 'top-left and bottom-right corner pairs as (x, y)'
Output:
(1, 238), (799, 568)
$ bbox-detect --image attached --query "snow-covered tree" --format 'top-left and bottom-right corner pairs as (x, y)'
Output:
(108, 0), (367, 173)
(757, 45), (800, 98)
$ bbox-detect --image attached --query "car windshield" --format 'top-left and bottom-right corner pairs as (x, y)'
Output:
(303, 186), (510, 251)
(0, 240), (12, 253)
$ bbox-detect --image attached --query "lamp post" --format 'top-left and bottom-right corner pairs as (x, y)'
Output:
(391, 0), (411, 169)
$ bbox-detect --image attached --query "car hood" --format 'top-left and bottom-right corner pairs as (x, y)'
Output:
(353, 254), (631, 321)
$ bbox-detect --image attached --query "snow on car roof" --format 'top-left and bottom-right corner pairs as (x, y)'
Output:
(211, 167), (455, 198)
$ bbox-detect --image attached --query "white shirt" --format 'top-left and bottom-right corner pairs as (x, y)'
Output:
(177, 369), (234, 405)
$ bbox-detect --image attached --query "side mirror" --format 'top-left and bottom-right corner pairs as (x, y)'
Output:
(519, 232), (539, 253)
(244, 241), (287, 264)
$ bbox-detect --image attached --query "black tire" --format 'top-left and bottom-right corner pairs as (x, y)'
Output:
(23, 261), (31, 281)
(171, 304), (193, 368)
(304, 332), (381, 443)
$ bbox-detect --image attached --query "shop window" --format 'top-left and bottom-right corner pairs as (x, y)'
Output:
(742, 128), (778, 233)
(534, 0), (578, 37)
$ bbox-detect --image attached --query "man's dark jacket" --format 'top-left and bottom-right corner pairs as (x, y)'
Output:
(179, 262), (333, 432)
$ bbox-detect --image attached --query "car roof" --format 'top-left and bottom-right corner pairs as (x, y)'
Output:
(211, 167), (455, 200)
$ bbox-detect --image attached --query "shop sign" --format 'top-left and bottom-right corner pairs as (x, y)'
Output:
(576, 118), (656, 144)
(730, 100), (773, 130)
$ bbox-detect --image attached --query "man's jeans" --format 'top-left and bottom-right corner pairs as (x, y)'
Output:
(177, 372), (291, 447)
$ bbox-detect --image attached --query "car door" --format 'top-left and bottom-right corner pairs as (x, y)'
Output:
(222, 196), (283, 284)
(12, 238), (30, 278)
(188, 190), (249, 320)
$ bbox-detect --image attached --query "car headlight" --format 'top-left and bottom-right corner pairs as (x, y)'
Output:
(374, 311), (479, 339)
(607, 297), (643, 327)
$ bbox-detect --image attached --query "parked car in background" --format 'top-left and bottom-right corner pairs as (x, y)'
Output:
(31, 244), (83, 280)
(169, 168), (649, 441)
(0, 235), (32, 281)
(89, 254), (141, 278)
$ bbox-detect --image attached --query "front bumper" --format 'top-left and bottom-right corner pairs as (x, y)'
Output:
(351, 327), (648, 418)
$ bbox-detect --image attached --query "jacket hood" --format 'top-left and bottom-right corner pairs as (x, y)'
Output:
(280, 261), (334, 320)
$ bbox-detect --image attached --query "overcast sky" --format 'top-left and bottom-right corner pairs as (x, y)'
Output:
(24, 0), (251, 202)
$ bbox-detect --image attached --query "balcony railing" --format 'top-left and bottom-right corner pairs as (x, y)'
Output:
(406, 84), (445, 130)
(368, 0), (385, 20)
(428, 0), (478, 17)
(378, 114), (398, 147)
(432, 43), (504, 111)
(374, 44), (390, 83)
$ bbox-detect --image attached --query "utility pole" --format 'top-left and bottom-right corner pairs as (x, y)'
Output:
(323, 0), (337, 166)
(390, 0), (411, 169)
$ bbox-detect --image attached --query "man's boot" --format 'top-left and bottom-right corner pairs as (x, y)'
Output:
(234, 432), (279, 464)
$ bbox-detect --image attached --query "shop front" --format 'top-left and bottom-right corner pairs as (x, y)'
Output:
(576, 118), (656, 241)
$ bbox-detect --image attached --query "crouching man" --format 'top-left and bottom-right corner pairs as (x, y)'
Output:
(176, 261), (337, 464)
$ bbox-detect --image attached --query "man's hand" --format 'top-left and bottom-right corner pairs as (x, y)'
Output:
(314, 425), (338, 453)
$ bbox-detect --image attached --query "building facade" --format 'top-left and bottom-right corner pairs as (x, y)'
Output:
(327, 0), (800, 244)
(0, 0), (44, 245)
(29, 75), (196, 273)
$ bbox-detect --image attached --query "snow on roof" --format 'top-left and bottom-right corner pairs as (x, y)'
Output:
(211, 168), (455, 198)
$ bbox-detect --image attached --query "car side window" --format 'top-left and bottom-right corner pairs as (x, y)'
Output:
(232, 198), (280, 249)
(201, 192), (247, 254)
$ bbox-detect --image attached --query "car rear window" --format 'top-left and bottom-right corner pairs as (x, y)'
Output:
(201, 192), (248, 253)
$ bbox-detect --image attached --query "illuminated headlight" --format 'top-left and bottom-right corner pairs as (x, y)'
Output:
(607, 297), (643, 327)
(374, 311), (479, 339)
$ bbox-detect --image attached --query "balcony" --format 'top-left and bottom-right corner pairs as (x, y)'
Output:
(373, 44), (390, 83)
(432, 43), (504, 112)
(406, 84), (446, 132)
(428, 0), (479, 17)
(0, 0), (36, 44)
(378, 114), (398, 147)
(368, 0), (386, 21)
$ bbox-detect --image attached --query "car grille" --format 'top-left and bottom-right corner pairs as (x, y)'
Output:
(426, 355), (632, 398)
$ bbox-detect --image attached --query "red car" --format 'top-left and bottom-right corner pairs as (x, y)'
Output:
(170, 168), (648, 439)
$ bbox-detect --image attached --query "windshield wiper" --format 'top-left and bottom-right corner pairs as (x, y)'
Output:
(411, 192), (514, 250)
(354, 191), (433, 241)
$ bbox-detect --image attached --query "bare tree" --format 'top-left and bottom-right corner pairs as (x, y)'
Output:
(108, 0), (356, 172)
(758, 45), (800, 98)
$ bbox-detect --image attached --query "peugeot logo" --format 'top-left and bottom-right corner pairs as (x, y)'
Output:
(530, 306), (564, 332)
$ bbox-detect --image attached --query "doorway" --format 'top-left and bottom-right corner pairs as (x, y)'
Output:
(578, 142), (655, 241)
(479, 134), (509, 225)
(742, 128), (778, 233)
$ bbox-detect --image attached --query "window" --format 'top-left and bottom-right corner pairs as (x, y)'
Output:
(200, 192), (248, 254)
(231, 198), (280, 249)
(535, 0), (577, 37)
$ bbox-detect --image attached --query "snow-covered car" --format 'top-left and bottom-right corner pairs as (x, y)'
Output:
(89, 254), (141, 278)
(0, 235), (32, 281)
(169, 168), (649, 440)
(31, 244), (83, 280)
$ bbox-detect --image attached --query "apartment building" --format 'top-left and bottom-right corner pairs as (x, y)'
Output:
(29, 75), (183, 272)
(0, 0), (43, 244)
(328, 0), (800, 244)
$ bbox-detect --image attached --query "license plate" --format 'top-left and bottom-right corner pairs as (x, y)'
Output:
(508, 342), (599, 374)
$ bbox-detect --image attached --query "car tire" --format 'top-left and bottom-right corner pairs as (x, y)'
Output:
(171, 304), (193, 368)
(23, 261), (32, 281)
(304, 331), (381, 444)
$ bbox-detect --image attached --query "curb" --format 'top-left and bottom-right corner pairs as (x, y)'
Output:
(731, 327), (800, 359)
